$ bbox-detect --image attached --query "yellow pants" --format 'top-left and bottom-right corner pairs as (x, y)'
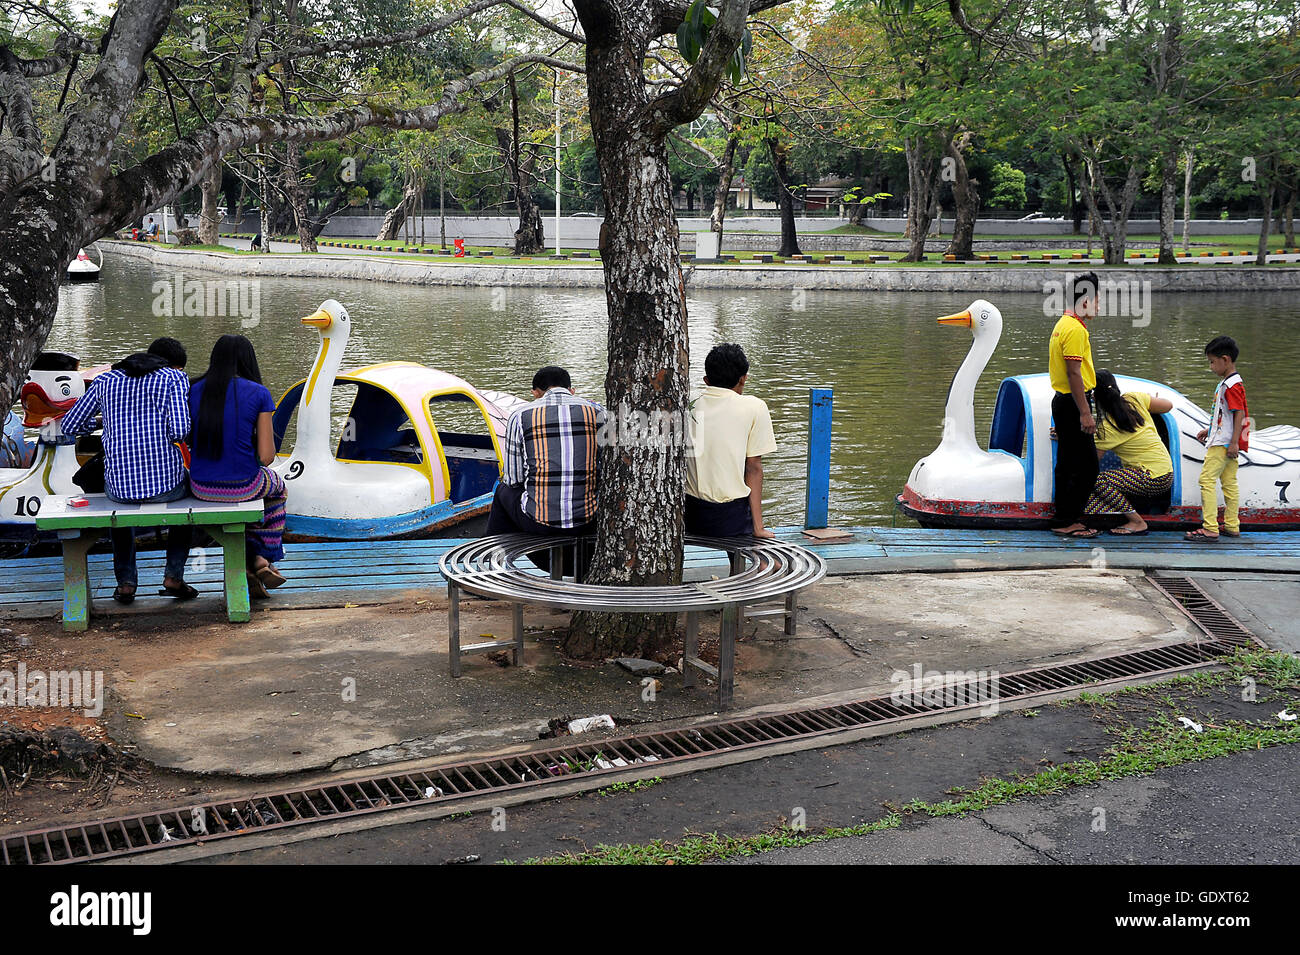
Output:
(1199, 445), (1240, 534)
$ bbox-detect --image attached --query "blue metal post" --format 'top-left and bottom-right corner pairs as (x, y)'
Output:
(805, 388), (832, 529)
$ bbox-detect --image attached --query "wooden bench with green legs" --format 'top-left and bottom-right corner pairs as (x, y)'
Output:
(35, 495), (265, 631)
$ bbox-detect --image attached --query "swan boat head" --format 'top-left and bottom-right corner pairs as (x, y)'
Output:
(906, 300), (1030, 504)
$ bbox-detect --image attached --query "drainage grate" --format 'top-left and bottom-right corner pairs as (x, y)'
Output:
(2, 592), (1253, 865)
(1146, 574), (1262, 648)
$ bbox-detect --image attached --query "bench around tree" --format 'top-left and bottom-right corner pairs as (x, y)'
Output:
(438, 533), (828, 708)
(35, 495), (265, 631)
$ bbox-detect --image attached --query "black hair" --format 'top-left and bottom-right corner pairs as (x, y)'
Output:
(1205, 335), (1239, 362)
(194, 334), (264, 460)
(532, 366), (571, 391)
(704, 343), (749, 389)
(31, 352), (79, 371)
(1094, 370), (1143, 435)
(148, 337), (187, 369)
(1071, 272), (1099, 312)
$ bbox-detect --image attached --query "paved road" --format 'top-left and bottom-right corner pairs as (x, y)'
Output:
(728, 742), (1298, 864)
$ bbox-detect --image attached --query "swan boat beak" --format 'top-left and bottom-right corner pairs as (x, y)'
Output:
(938, 309), (973, 328)
(301, 308), (333, 329)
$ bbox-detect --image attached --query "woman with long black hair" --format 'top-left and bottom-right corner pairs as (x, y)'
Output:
(188, 335), (287, 597)
(1083, 370), (1175, 536)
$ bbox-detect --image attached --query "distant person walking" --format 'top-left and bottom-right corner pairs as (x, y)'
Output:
(188, 335), (288, 596)
(1187, 335), (1249, 542)
(1049, 273), (1101, 539)
(685, 343), (777, 538)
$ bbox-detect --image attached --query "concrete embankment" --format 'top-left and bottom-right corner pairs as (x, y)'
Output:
(103, 239), (1300, 293)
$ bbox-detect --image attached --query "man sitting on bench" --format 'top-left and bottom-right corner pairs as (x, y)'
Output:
(61, 338), (197, 604)
(685, 343), (777, 538)
(486, 366), (604, 572)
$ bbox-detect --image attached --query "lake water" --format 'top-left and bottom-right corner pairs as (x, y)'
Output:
(48, 255), (1300, 527)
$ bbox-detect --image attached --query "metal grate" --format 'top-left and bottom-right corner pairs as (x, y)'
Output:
(1146, 574), (1262, 648)
(0, 619), (1246, 865)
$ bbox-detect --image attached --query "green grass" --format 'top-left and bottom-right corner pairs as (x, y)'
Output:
(597, 777), (664, 797)
(516, 650), (1300, 865)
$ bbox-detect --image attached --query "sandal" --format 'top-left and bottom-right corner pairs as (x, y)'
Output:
(1067, 527), (1101, 538)
(246, 572), (269, 599)
(113, 584), (136, 605)
(1108, 527), (1149, 536)
(256, 565), (287, 590)
(158, 582), (199, 600)
(1184, 529), (1219, 542)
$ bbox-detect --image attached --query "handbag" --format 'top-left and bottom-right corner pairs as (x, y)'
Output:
(73, 451), (106, 493)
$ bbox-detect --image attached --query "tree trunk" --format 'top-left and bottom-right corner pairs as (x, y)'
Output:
(1063, 154), (1083, 235)
(377, 174), (419, 240)
(903, 136), (937, 261)
(1182, 147), (1193, 253)
(767, 137), (801, 257)
(709, 134), (738, 242)
(285, 142), (317, 252)
(944, 131), (979, 261)
(1284, 186), (1296, 248)
(1077, 149), (1140, 265)
(563, 0), (737, 660)
(199, 166), (222, 245)
(1157, 149), (1178, 264)
(1256, 178), (1275, 266)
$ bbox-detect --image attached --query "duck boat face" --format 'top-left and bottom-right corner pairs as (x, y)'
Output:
(272, 300), (521, 540)
(901, 301), (1300, 531)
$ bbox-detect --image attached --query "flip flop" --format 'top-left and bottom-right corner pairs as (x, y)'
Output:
(1184, 530), (1219, 542)
(158, 583), (199, 600)
(1065, 527), (1100, 538)
(113, 585), (136, 605)
(1108, 528), (1149, 536)
(246, 571), (269, 599)
(256, 566), (287, 590)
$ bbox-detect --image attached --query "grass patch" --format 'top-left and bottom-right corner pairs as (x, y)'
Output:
(516, 650), (1300, 865)
(597, 777), (663, 797)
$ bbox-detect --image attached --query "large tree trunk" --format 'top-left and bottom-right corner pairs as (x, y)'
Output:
(285, 142), (317, 252)
(1182, 147), (1193, 253)
(563, 0), (749, 660)
(767, 136), (801, 257)
(199, 166), (222, 245)
(493, 74), (547, 256)
(944, 131), (979, 261)
(709, 134), (738, 241)
(1157, 149), (1178, 264)
(1077, 148), (1140, 265)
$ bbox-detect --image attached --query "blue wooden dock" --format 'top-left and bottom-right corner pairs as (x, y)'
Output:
(1, 525), (1297, 621)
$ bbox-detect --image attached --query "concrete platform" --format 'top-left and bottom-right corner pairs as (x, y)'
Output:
(7, 568), (1208, 777)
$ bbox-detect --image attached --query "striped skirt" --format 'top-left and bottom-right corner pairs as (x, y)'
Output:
(190, 467), (287, 563)
(1084, 466), (1174, 516)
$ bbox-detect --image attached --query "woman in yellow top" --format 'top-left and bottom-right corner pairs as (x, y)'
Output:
(1083, 370), (1175, 536)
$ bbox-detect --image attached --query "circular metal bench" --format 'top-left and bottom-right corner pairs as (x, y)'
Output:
(439, 533), (827, 707)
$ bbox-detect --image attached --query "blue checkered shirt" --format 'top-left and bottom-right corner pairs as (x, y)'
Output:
(62, 368), (191, 500)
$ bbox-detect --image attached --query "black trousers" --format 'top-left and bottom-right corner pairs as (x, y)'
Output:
(684, 494), (753, 537)
(1052, 390), (1099, 525)
(485, 482), (591, 574)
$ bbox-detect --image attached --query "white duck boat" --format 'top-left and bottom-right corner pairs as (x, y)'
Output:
(0, 358), (97, 539)
(66, 247), (102, 282)
(898, 299), (1300, 530)
(271, 299), (527, 539)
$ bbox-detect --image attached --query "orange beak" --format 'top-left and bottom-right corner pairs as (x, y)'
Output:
(301, 308), (332, 329)
(938, 309), (972, 328)
(20, 383), (76, 427)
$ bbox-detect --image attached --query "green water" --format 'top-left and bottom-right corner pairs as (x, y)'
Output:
(49, 256), (1300, 527)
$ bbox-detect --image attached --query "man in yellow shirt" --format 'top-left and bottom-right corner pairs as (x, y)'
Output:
(685, 344), (777, 538)
(1048, 272), (1100, 538)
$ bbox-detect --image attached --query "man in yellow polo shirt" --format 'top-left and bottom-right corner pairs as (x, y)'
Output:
(686, 344), (777, 538)
(1049, 272), (1100, 538)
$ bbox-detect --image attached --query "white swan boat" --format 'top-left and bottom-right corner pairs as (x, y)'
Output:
(271, 299), (527, 539)
(0, 360), (97, 538)
(66, 247), (102, 282)
(898, 299), (1300, 530)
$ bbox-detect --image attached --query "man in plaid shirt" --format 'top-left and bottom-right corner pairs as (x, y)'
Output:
(486, 366), (604, 571)
(62, 338), (197, 603)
